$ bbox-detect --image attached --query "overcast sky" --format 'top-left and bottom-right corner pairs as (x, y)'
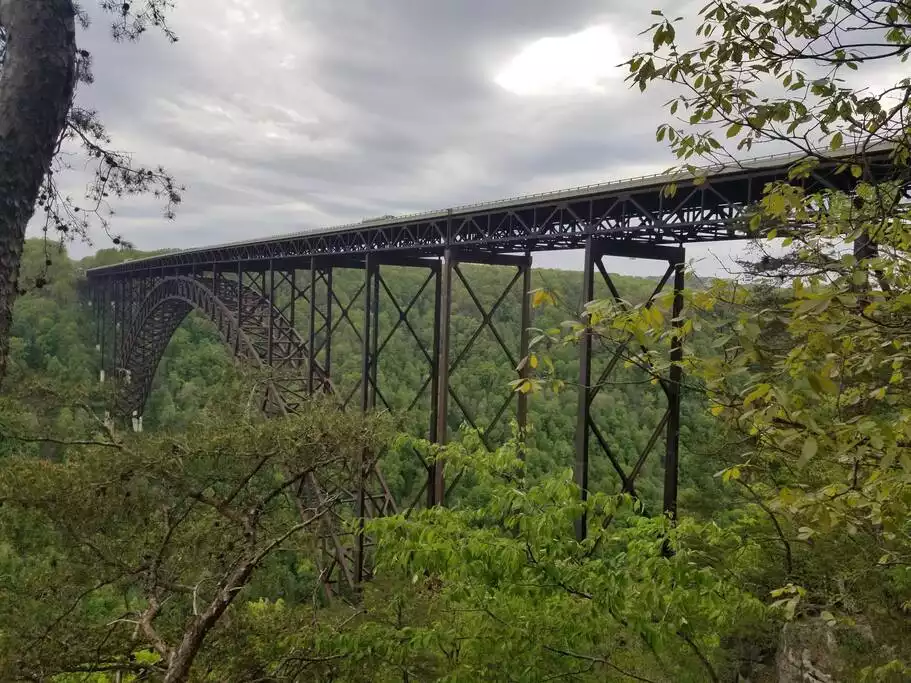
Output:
(40, 0), (762, 276)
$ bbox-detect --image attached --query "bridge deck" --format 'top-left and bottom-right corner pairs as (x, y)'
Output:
(87, 145), (894, 278)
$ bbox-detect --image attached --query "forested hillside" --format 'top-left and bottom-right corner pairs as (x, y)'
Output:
(1, 240), (750, 680)
(2, 0), (911, 680)
(6, 240), (726, 513)
(3, 236), (908, 681)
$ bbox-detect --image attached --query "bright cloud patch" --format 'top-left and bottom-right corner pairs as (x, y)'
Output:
(495, 25), (624, 96)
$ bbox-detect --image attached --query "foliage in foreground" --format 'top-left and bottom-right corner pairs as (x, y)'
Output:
(618, 0), (911, 678)
(0, 402), (391, 682)
(5, 0), (911, 679)
(359, 439), (769, 682)
(143, 435), (766, 682)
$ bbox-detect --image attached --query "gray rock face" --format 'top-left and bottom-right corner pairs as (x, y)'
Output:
(777, 619), (839, 682)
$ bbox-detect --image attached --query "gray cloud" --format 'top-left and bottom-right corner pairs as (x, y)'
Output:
(34, 0), (744, 274)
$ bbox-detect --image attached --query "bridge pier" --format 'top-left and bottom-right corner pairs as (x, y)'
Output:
(296, 254), (447, 586)
(307, 261), (333, 395)
(94, 280), (107, 383)
(431, 250), (533, 504)
(355, 255), (378, 584)
(431, 249), (452, 506)
(366, 255), (442, 516)
(574, 239), (686, 540)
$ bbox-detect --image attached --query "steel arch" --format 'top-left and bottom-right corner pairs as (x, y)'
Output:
(115, 275), (311, 418)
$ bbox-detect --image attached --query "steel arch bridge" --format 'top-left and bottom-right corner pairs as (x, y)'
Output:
(85, 146), (899, 595)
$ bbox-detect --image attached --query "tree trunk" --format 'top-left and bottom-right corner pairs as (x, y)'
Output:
(0, 0), (76, 380)
(162, 563), (256, 683)
(163, 603), (231, 683)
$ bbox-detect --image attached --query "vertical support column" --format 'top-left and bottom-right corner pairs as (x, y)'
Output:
(307, 262), (334, 394)
(427, 262), (443, 507)
(110, 278), (118, 379)
(368, 263), (380, 403)
(235, 262), (243, 354)
(113, 279), (121, 379)
(267, 260), (275, 366)
(517, 253), (532, 446)
(287, 269), (298, 372)
(93, 286), (99, 348)
(111, 280), (117, 377)
(289, 269), (296, 330)
(432, 249), (454, 506)
(356, 255), (378, 585)
(574, 237), (595, 541)
(125, 277), (135, 396)
(124, 279), (130, 340)
(308, 261), (318, 395)
(325, 266), (333, 383)
(360, 257), (378, 412)
(122, 278), (130, 375)
(99, 280), (107, 383)
(663, 258), (685, 519)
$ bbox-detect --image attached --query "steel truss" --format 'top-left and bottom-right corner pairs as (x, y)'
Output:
(432, 250), (532, 504)
(88, 150), (897, 590)
(85, 147), (896, 280)
(91, 249), (544, 593)
(90, 243), (693, 598)
(574, 239), (685, 540)
(307, 263), (333, 395)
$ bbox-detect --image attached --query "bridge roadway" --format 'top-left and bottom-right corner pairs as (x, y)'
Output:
(85, 146), (894, 596)
(86, 145), (893, 278)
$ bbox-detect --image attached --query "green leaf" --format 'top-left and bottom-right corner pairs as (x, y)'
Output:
(743, 383), (771, 406)
(721, 466), (741, 482)
(798, 436), (818, 469)
(829, 131), (843, 151)
(808, 373), (838, 395)
(901, 453), (911, 475)
(767, 193), (786, 215)
(653, 27), (665, 50)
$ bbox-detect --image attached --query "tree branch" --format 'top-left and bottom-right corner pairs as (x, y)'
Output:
(543, 645), (659, 683)
(138, 595), (171, 663)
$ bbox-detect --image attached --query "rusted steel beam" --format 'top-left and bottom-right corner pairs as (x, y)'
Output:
(574, 236), (595, 541)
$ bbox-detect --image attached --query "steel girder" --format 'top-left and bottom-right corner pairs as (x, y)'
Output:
(85, 147), (899, 281)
